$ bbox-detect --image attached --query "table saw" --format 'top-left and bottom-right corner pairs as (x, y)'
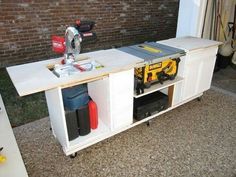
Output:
(118, 42), (185, 94)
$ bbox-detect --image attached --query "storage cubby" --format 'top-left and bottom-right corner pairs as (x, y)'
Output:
(45, 68), (135, 155)
(45, 78), (111, 155)
(133, 90), (169, 121)
(66, 77), (112, 153)
(133, 76), (184, 121)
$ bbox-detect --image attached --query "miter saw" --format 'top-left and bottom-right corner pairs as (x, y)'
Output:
(63, 20), (96, 63)
(51, 20), (101, 77)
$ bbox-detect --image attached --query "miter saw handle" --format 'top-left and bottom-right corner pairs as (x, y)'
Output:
(75, 20), (96, 42)
(75, 20), (95, 32)
(80, 32), (97, 42)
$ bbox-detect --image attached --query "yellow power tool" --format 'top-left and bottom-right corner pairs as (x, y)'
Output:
(135, 58), (180, 87)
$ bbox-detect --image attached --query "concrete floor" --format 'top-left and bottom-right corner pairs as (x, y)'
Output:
(13, 89), (236, 177)
(212, 66), (236, 94)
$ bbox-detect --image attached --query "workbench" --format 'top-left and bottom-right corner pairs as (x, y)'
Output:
(7, 37), (221, 156)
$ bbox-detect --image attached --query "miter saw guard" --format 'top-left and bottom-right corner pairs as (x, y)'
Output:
(64, 26), (82, 63)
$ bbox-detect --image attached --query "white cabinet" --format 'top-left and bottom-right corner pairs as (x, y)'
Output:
(181, 47), (218, 100)
(159, 37), (221, 105)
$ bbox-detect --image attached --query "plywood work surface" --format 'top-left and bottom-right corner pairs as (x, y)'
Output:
(7, 49), (143, 96)
(158, 36), (222, 52)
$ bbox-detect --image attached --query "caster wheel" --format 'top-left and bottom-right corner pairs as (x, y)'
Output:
(197, 97), (202, 101)
(70, 152), (77, 158)
(49, 127), (52, 131)
(146, 121), (150, 127)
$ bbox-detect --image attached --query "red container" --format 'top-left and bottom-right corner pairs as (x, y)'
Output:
(51, 35), (65, 54)
(88, 100), (98, 129)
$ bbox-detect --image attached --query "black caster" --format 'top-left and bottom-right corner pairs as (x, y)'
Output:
(146, 121), (151, 127)
(70, 152), (77, 158)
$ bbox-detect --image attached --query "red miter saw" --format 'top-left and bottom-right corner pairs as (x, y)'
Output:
(52, 19), (96, 64)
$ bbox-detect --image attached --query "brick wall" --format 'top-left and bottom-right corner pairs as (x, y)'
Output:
(0, 0), (179, 67)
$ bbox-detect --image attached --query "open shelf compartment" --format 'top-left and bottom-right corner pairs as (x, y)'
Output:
(68, 118), (110, 150)
(134, 76), (184, 98)
(133, 76), (184, 122)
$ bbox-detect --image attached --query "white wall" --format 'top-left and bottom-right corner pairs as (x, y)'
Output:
(176, 0), (207, 37)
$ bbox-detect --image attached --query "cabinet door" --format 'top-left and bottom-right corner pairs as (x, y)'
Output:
(182, 47), (218, 101)
(182, 54), (201, 100)
(197, 53), (216, 93)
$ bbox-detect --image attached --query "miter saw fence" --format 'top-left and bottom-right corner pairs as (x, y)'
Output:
(52, 19), (96, 63)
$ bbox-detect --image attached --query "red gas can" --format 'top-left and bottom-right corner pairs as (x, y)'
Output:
(88, 100), (98, 129)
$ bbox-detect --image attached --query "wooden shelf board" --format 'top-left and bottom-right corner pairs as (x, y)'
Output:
(134, 76), (184, 98)
(68, 118), (110, 151)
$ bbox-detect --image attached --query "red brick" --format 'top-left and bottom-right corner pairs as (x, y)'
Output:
(0, 0), (179, 67)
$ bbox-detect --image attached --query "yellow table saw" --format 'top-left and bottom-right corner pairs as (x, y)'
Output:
(118, 42), (185, 95)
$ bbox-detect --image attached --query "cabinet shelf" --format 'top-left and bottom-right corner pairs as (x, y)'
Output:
(134, 76), (184, 98)
(68, 118), (110, 152)
(133, 107), (171, 125)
